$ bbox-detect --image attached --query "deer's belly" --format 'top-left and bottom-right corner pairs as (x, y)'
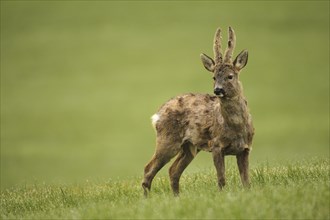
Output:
(183, 126), (213, 151)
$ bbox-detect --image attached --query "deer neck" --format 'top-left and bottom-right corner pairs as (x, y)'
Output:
(218, 95), (249, 128)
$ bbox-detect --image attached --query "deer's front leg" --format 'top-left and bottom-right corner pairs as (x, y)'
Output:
(212, 147), (225, 189)
(236, 149), (250, 188)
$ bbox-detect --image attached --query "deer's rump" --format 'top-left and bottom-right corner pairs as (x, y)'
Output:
(151, 93), (221, 152)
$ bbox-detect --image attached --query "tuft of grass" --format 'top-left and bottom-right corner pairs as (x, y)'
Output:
(1, 157), (329, 219)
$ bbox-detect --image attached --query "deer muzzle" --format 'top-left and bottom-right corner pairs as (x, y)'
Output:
(214, 87), (225, 97)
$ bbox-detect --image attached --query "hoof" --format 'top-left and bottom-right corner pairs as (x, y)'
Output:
(142, 182), (150, 197)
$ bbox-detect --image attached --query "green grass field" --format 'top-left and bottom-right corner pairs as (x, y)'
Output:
(1, 1), (329, 219)
(1, 158), (329, 219)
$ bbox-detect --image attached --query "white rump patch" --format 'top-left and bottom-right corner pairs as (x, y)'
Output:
(151, 114), (160, 129)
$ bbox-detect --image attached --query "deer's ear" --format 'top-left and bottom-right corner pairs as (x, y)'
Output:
(233, 50), (248, 71)
(200, 53), (215, 72)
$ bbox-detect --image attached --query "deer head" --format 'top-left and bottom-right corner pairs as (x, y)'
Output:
(200, 27), (248, 99)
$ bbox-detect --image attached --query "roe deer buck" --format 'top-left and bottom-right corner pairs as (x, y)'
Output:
(142, 27), (254, 196)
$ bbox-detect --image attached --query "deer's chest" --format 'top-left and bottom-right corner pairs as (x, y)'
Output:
(217, 122), (253, 155)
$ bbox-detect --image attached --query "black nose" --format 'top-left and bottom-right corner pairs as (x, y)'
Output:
(214, 87), (224, 95)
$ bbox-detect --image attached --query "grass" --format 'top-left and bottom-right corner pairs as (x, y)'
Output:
(1, 0), (329, 188)
(0, 1), (329, 219)
(1, 157), (329, 219)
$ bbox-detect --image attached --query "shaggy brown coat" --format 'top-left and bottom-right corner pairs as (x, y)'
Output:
(142, 27), (254, 196)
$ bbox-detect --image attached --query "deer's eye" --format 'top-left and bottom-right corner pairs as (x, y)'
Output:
(213, 77), (216, 81)
(228, 74), (234, 80)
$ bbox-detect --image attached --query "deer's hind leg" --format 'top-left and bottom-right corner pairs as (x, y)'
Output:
(169, 143), (198, 196)
(142, 139), (181, 197)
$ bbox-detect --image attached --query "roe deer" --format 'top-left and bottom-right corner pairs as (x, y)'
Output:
(142, 27), (254, 196)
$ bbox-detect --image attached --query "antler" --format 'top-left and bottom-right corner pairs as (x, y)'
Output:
(213, 28), (222, 64)
(223, 26), (236, 64)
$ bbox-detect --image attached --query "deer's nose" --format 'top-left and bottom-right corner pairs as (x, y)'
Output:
(214, 87), (224, 96)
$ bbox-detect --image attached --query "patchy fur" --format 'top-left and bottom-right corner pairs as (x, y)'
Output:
(143, 27), (254, 196)
(153, 93), (253, 155)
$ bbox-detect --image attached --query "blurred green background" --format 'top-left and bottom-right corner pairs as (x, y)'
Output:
(1, 1), (329, 189)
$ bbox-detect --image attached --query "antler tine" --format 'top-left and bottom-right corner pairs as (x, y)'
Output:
(224, 26), (236, 64)
(213, 28), (223, 64)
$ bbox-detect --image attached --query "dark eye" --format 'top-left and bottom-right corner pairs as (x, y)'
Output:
(228, 75), (234, 80)
(213, 77), (216, 81)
